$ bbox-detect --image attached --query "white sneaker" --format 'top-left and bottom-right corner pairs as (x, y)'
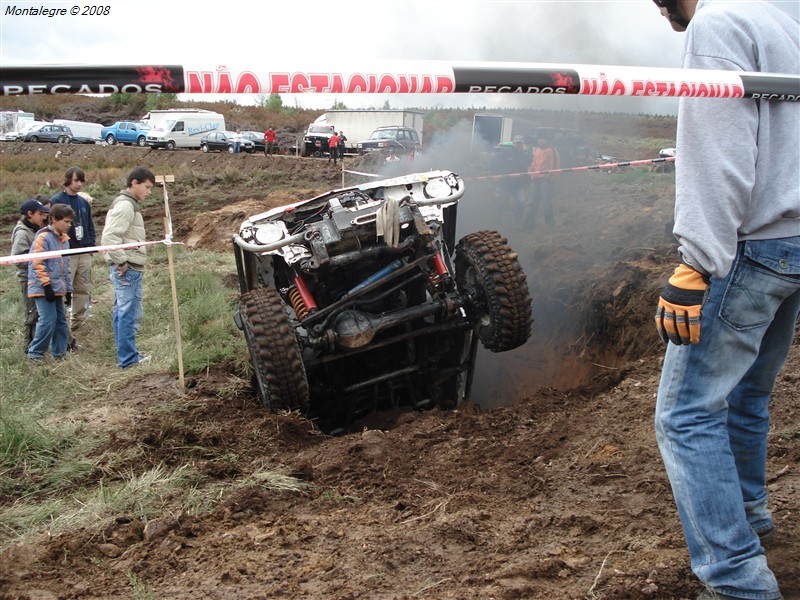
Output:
(137, 354), (152, 364)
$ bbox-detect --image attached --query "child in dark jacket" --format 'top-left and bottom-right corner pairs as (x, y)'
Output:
(26, 204), (75, 362)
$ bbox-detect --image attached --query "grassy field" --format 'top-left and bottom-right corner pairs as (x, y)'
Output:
(0, 245), (312, 546)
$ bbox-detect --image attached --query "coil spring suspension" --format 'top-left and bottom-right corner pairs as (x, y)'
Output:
(288, 286), (309, 320)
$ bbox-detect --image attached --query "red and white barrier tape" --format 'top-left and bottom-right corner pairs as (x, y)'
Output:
(343, 156), (675, 183)
(464, 156), (676, 181)
(0, 238), (178, 267)
(2, 62), (798, 100)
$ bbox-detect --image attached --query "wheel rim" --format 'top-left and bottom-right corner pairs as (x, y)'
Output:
(106, 135), (115, 144)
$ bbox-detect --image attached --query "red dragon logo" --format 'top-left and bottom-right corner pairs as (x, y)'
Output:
(551, 72), (579, 93)
(135, 66), (180, 92)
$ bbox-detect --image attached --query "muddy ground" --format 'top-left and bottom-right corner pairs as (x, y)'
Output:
(1, 139), (798, 600)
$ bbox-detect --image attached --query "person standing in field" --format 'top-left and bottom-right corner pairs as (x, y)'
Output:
(328, 131), (340, 165)
(101, 167), (156, 369)
(264, 126), (276, 156)
(50, 166), (95, 350)
(11, 197), (51, 351)
(526, 135), (559, 227)
(26, 203), (74, 363)
(651, 1), (799, 599)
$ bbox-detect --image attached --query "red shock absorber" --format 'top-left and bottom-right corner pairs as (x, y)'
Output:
(433, 252), (449, 277)
(293, 274), (317, 314)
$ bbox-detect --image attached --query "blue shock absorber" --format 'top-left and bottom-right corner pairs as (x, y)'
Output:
(347, 259), (404, 295)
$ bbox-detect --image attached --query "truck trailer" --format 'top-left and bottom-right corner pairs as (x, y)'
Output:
(306, 109), (425, 155)
(0, 110), (35, 141)
(53, 119), (103, 143)
(471, 113), (514, 150)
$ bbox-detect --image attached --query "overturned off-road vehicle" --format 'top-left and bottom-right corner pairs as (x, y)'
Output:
(233, 170), (532, 432)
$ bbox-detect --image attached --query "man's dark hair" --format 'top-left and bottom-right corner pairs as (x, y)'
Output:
(35, 194), (51, 207)
(50, 204), (75, 221)
(127, 166), (156, 187)
(63, 166), (86, 187)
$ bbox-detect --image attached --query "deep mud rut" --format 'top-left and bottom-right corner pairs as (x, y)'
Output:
(1, 142), (798, 600)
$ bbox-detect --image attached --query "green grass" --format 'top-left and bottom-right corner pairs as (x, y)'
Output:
(0, 244), (310, 546)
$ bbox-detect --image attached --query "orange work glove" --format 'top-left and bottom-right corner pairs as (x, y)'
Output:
(654, 264), (710, 345)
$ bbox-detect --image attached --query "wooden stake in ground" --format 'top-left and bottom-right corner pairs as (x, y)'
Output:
(154, 174), (185, 391)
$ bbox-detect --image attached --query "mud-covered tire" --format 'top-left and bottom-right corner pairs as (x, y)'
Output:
(240, 287), (310, 413)
(455, 230), (533, 352)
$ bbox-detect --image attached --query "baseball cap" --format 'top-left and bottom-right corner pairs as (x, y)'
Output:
(20, 199), (50, 214)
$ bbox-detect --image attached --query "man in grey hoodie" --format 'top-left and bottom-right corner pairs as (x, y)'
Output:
(101, 166), (155, 369)
(651, 2), (799, 600)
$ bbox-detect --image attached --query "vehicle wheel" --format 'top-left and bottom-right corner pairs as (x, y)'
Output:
(136, 136), (146, 147)
(239, 287), (310, 412)
(313, 150), (321, 157)
(106, 134), (116, 145)
(166, 140), (176, 151)
(455, 230), (532, 352)
(228, 145), (235, 154)
(201, 144), (209, 153)
(58, 136), (69, 144)
(29, 136), (39, 143)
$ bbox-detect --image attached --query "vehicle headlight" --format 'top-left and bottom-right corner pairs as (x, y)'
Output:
(424, 178), (452, 199)
(254, 222), (285, 245)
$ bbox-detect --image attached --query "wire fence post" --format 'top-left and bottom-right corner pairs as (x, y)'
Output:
(155, 174), (185, 391)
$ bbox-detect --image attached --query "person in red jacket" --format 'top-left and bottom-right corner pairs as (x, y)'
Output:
(526, 135), (560, 227)
(264, 127), (276, 156)
(327, 132), (340, 165)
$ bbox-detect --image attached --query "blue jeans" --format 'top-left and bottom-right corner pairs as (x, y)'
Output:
(110, 266), (144, 368)
(27, 297), (69, 360)
(656, 237), (800, 600)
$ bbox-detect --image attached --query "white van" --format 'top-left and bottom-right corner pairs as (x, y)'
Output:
(145, 110), (225, 150)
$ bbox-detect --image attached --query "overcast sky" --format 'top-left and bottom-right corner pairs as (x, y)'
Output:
(1, 0), (798, 115)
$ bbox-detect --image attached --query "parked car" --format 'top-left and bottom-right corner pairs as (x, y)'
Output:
(302, 124), (335, 157)
(356, 126), (421, 155)
(101, 121), (151, 146)
(200, 131), (255, 153)
(241, 130), (267, 153)
(23, 123), (72, 144)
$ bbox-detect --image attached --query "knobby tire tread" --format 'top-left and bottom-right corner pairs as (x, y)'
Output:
(455, 230), (533, 352)
(240, 287), (310, 412)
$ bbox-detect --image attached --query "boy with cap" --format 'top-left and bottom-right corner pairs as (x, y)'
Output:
(10, 197), (51, 350)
